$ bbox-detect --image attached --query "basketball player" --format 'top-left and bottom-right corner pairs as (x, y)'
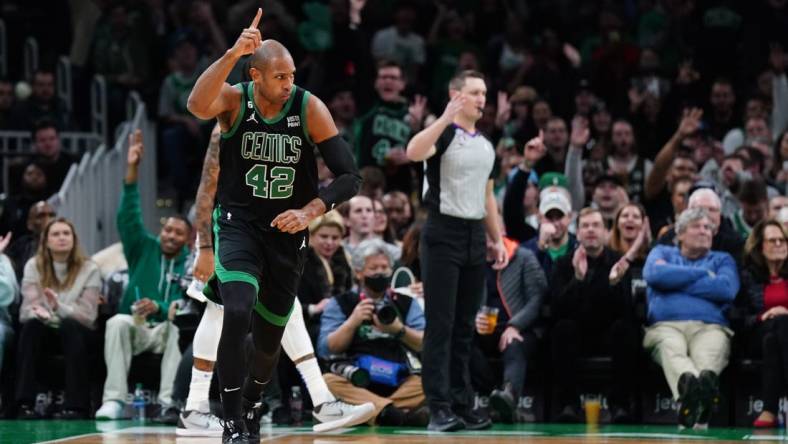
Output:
(176, 126), (374, 437)
(187, 9), (362, 443)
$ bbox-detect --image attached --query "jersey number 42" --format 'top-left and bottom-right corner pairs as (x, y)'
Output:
(245, 164), (295, 199)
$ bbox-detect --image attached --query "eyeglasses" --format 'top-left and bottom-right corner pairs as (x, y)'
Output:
(766, 237), (786, 246)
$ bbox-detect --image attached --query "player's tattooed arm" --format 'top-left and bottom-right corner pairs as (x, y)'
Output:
(194, 124), (221, 247)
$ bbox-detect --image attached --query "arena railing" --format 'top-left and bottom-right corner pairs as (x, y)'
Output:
(0, 67), (109, 192)
(91, 74), (108, 143)
(0, 131), (103, 194)
(57, 56), (72, 115)
(23, 37), (38, 81)
(48, 94), (157, 254)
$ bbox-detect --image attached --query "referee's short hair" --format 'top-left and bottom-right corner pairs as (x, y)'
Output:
(449, 70), (485, 92)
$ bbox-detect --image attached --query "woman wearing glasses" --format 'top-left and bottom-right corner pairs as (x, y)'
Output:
(743, 219), (788, 428)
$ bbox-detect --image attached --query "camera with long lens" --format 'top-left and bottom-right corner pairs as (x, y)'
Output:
(329, 362), (370, 387)
(373, 298), (399, 325)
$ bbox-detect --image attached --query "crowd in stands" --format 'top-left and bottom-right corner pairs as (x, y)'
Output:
(0, 0), (787, 429)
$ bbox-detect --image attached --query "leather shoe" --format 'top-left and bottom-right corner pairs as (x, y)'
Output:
(456, 407), (492, 430)
(427, 407), (464, 432)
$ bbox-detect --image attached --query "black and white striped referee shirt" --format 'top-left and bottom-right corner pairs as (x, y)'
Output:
(421, 124), (495, 220)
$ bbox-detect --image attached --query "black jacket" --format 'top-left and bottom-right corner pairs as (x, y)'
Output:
(550, 246), (633, 325)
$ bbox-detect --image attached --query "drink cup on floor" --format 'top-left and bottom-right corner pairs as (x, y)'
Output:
(584, 394), (601, 426)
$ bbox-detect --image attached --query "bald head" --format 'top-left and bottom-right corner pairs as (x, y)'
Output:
(249, 39), (292, 71)
(248, 39), (296, 105)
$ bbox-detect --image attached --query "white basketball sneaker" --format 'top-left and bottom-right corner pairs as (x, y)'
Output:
(312, 400), (376, 432)
(176, 410), (223, 437)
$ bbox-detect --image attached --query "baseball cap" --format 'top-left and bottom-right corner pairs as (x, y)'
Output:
(539, 188), (572, 215)
(538, 172), (569, 191)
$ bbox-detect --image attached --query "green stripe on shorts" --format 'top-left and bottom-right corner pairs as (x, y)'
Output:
(254, 300), (295, 327)
(212, 207), (260, 293)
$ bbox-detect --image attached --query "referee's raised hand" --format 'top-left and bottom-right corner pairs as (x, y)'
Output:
(229, 8), (263, 58)
(439, 94), (467, 123)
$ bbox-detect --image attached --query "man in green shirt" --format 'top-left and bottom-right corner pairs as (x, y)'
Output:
(96, 130), (192, 419)
(353, 60), (425, 194)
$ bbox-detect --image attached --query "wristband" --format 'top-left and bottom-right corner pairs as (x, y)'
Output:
(199, 245), (213, 249)
(394, 326), (407, 340)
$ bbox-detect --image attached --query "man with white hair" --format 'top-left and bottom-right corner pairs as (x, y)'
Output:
(657, 187), (744, 263)
(318, 238), (428, 426)
(643, 207), (739, 429)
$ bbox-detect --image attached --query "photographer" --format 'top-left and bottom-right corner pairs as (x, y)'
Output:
(318, 238), (427, 426)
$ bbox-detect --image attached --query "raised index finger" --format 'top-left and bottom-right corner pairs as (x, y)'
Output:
(250, 8), (263, 29)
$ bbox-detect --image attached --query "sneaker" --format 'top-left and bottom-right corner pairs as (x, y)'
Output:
(221, 418), (249, 444)
(312, 399), (376, 432)
(695, 370), (719, 428)
(427, 407), (464, 432)
(95, 401), (125, 420)
(677, 372), (701, 429)
(489, 385), (516, 423)
(176, 410), (223, 437)
(456, 407), (492, 430)
(243, 400), (268, 443)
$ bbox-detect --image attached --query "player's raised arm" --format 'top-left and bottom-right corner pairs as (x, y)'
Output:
(307, 95), (362, 211)
(187, 8), (263, 123)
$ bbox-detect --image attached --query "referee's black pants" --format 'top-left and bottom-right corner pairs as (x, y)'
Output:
(420, 212), (486, 412)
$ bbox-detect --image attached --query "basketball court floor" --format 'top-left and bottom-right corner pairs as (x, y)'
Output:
(1, 421), (786, 444)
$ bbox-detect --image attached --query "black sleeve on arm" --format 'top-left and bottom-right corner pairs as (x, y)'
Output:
(317, 135), (362, 210)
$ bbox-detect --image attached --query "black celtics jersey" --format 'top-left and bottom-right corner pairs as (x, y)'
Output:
(217, 82), (318, 228)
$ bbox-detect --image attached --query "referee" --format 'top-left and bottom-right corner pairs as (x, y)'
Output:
(406, 70), (508, 432)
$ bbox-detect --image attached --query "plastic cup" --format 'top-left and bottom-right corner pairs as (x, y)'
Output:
(584, 394), (601, 426)
(132, 302), (145, 326)
(478, 306), (499, 335)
